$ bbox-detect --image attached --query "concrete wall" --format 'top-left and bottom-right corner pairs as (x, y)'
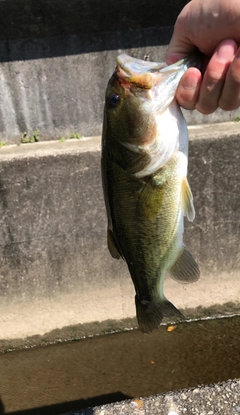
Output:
(0, 0), (239, 342)
(0, 0), (239, 143)
(0, 122), (240, 341)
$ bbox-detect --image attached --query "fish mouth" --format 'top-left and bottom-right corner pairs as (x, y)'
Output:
(115, 52), (202, 91)
(116, 55), (166, 89)
(116, 54), (167, 75)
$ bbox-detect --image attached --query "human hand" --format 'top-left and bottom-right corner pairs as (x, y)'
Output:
(165, 0), (240, 114)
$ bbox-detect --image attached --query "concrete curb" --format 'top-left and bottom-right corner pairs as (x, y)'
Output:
(61, 379), (240, 415)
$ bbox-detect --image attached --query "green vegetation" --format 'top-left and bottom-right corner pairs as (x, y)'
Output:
(22, 130), (40, 143)
(0, 141), (7, 148)
(20, 130), (82, 145)
(235, 116), (240, 122)
(70, 132), (82, 139)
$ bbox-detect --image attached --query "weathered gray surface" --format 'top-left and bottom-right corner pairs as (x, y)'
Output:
(0, 0), (239, 143)
(61, 379), (240, 415)
(0, 122), (240, 341)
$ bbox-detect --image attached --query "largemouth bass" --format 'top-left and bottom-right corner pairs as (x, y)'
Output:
(101, 53), (201, 333)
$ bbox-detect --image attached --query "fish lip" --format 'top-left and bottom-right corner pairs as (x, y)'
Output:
(116, 51), (202, 76)
(160, 51), (203, 74)
(116, 54), (167, 76)
(115, 64), (155, 90)
(116, 55), (166, 89)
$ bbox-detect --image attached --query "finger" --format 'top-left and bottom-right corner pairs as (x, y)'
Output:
(196, 39), (238, 114)
(218, 47), (240, 111)
(165, 7), (196, 64)
(175, 68), (202, 110)
(165, 52), (190, 65)
(165, 33), (196, 65)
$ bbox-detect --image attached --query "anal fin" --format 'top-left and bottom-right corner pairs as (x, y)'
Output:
(169, 245), (200, 283)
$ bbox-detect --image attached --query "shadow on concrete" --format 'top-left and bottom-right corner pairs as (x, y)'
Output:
(1, 392), (131, 415)
(0, 0), (186, 41)
(0, 27), (172, 62)
(0, 398), (4, 415)
(0, 0), (188, 61)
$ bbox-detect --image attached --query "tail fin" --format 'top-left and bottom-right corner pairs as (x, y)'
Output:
(135, 296), (185, 334)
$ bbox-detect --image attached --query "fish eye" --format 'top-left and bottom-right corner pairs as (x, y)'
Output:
(107, 93), (120, 108)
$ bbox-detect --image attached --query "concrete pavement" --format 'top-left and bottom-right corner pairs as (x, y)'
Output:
(60, 379), (240, 415)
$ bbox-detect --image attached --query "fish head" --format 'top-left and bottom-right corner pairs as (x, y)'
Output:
(104, 56), (162, 147)
(103, 53), (202, 175)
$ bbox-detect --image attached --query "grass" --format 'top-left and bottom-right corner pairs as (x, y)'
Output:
(0, 141), (7, 148)
(22, 130), (40, 143)
(60, 133), (82, 142)
(70, 132), (82, 139)
(20, 130), (83, 145)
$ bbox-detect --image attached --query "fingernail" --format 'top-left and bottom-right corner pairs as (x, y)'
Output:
(182, 69), (200, 89)
(216, 40), (237, 62)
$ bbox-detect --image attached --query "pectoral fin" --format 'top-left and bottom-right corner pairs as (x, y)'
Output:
(181, 177), (195, 221)
(137, 177), (166, 221)
(169, 245), (200, 283)
(107, 228), (122, 259)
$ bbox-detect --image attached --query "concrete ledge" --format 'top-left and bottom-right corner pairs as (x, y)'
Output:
(0, 122), (240, 341)
(62, 379), (240, 415)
